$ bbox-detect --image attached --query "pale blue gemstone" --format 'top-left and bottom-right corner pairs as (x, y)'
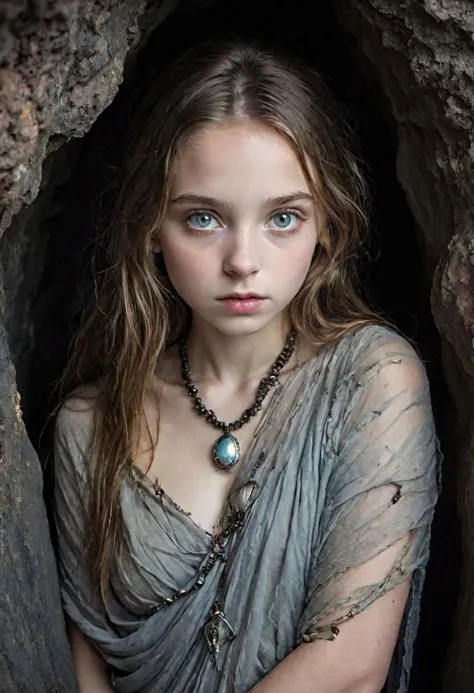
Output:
(213, 434), (240, 470)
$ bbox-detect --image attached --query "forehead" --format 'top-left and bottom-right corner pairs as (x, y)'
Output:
(170, 120), (311, 201)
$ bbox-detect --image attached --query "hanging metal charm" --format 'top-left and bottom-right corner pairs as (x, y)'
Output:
(204, 602), (236, 668)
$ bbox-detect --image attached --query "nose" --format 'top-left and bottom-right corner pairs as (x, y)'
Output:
(222, 225), (260, 278)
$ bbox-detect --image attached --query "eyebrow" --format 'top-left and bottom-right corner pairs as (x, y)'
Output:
(169, 191), (314, 207)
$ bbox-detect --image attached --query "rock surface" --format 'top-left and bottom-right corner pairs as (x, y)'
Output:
(0, 0), (179, 235)
(0, 319), (78, 691)
(332, 2), (474, 691)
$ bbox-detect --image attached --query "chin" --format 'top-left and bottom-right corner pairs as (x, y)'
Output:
(201, 314), (285, 339)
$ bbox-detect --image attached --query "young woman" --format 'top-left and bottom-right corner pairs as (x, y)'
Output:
(53, 40), (440, 693)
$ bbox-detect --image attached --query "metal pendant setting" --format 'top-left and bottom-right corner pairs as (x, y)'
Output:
(204, 602), (236, 668)
(213, 433), (240, 471)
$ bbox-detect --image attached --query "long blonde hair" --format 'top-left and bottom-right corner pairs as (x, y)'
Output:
(58, 39), (381, 600)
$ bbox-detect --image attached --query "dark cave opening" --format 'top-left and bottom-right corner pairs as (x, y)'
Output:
(3, 1), (460, 691)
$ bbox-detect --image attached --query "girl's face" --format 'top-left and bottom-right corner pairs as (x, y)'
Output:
(156, 120), (318, 338)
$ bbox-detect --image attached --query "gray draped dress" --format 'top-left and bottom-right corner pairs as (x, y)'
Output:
(53, 325), (441, 693)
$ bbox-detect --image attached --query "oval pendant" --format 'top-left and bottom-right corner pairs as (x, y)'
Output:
(213, 434), (240, 471)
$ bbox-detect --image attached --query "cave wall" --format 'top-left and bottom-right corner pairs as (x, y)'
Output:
(0, 0), (181, 232)
(331, 2), (474, 691)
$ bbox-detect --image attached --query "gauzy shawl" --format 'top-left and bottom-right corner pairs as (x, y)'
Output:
(53, 325), (441, 693)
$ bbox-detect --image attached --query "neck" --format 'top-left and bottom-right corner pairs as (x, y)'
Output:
(184, 317), (292, 387)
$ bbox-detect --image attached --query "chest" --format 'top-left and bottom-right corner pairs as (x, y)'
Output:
(134, 381), (271, 535)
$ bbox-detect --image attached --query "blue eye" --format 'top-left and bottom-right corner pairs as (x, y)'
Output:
(269, 211), (301, 231)
(187, 212), (219, 230)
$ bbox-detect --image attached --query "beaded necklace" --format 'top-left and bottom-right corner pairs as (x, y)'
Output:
(179, 329), (296, 470)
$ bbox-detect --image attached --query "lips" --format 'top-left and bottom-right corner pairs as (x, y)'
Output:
(217, 294), (267, 315)
(219, 293), (265, 300)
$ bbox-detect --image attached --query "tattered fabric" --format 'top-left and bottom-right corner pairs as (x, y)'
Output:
(53, 325), (441, 693)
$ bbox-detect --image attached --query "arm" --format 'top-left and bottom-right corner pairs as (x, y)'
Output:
(250, 539), (410, 693)
(253, 333), (439, 693)
(67, 618), (114, 693)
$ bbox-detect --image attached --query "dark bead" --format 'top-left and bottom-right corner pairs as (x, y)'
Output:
(195, 397), (202, 405)
(188, 387), (198, 396)
(197, 404), (207, 414)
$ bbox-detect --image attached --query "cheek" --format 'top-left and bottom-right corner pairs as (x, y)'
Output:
(276, 222), (318, 282)
(278, 244), (315, 289)
(160, 243), (210, 297)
